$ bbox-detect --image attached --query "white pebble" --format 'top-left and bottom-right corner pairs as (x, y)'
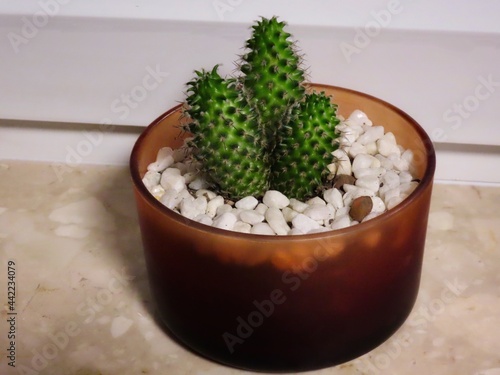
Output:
(371, 196), (386, 213)
(390, 154), (410, 172)
(233, 221), (252, 233)
(251, 222), (275, 235)
(216, 204), (233, 216)
(180, 198), (199, 220)
(303, 205), (331, 220)
(195, 189), (217, 200)
(206, 196), (224, 218)
(381, 170), (400, 189)
(377, 132), (401, 157)
(255, 203), (268, 215)
(240, 210), (265, 225)
(193, 196), (208, 213)
(343, 184), (375, 198)
(327, 162), (337, 175)
(212, 212), (237, 230)
(336, 206), (349, 217)
(347, 142), (367, 158)
(160, 188), (184, 210)
(330, 215), (351, 230)
(399, 171), (413, 184)
(194, 214), (213, 226)
(323, 188), (344, 209)
(182, 172), (198, 184)
(150, 185), (165, 200)
(282, 207), (299, 223)
(386, 196), (404, 210)
(265, 208), (290, 235)
(306, 196), (326, 206)
(172, 162), (188, 174)
(288, 228), (305, 235)
(332, 149), (352, 176)
(326, 203), (337, 221)
(339, 131), (359, 147)
(289, 198), (309, 213)
(235, 196), (259, 210)
(160, 173), (186, 193)
(147, 147), (175, 172)
(188, 177), (208, 190)
(402, 149), (414, 164)
(362, 212), (382, 222)
(354, 167), (386, 179)
(355, 175), (380, 193)
(161, 167), (181, 176)
(375, 154), (393, 170)
(383, 187), (400, 205)
(342, 191), (354, 207)
(400, 181), (419, 195)
(142, 170), (161, 190)
(292, 214), (321, 233)
(357, 126), (385, 145)
(352, 154), (376, 171)
(263, 190), (290, 209)
(365, 141), (378, 155)
(347, 110), (372, 126)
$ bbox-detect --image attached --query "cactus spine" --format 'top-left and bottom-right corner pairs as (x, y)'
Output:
(184, 66), (270, 199)
(240, 16), (305, 152)
(183, 17), (339, 201)
(271, 92), (340, 198)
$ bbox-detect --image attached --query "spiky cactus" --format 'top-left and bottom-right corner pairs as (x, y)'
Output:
(271, 92), (340, 199)
(182, 17), (340, 202)
(240, 16), (305, 152)
(184, 66), (270, 198)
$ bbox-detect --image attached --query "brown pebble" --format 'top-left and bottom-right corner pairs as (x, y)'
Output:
(349, 196), (373, 222)
(332, 174), (356, 191)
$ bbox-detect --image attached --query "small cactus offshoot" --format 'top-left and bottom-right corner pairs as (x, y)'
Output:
(271, 92), (340, 199)
(184, 66), (270, 199)
(182, 17), (339, 201)
(240, 16), (305, 152)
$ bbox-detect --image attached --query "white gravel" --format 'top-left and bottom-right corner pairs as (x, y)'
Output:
(142, 109), (420, 235)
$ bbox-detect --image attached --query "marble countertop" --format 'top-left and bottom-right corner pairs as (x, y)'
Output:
(1, 160), (499, 375)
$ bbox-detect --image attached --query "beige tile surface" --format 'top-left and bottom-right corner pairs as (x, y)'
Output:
(0, 161), (499, 375)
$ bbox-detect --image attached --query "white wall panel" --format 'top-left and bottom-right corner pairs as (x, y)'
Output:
(0, 1), (499, 182)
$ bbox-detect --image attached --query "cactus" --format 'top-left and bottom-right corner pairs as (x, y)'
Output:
(182, 17), (340, 201)
(184, 66), (270, 198)
(271, 92), (340, 199)
(240, 16), (305, 152)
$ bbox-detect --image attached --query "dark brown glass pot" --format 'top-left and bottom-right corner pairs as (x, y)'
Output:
(130, 84), (436, 372)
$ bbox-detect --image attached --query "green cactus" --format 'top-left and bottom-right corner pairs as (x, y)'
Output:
(184, 66), (270, 198)
(182, 17), (340, 202)
(240, 16), (305, 152)
(270, 91), (340, 199)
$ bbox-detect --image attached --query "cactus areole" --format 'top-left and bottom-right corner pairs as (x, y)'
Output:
(183, 16), (339, 201)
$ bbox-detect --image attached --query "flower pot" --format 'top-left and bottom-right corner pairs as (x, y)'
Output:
(129, 84), (436, 372)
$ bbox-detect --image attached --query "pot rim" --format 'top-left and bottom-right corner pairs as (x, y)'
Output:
(130, 84), (436, 242)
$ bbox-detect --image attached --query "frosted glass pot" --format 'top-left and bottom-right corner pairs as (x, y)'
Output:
(130, 85), (436, 372)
